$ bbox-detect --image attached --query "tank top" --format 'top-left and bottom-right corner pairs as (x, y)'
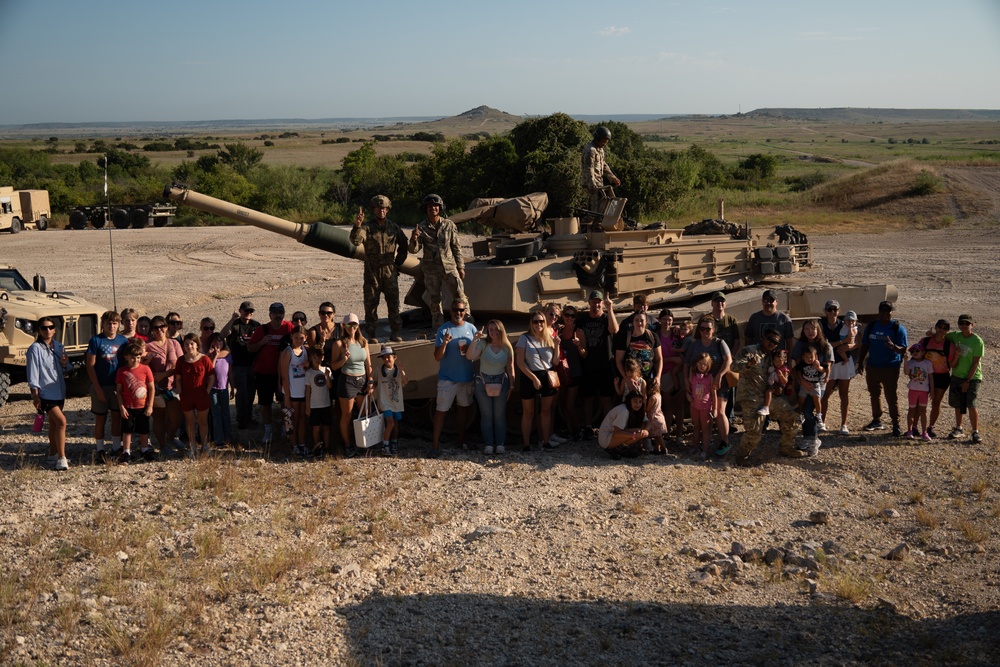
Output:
(478, 342), (510, 376)
(342, 341), (367, 376)
(287, 347), (307, 398)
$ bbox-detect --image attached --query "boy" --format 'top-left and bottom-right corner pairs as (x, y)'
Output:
(304, 347), (332, 458)
(87, 310), (129, 462)
(375, 345), (407, 456)
(116, 340), (156, 463)
(946, 314), (984, 443)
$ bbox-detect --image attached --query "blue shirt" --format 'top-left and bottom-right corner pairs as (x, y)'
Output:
(863, 320), (907, 368)
(436, 321), (478, 383)
(27, 340), (71, 400)
(87, 334), (128, 386)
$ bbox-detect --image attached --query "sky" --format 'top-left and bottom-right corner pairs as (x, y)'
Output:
(1, 0), (999, 124)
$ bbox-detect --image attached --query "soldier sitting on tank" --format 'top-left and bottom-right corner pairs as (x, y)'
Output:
(730, 329), (807, 461)
(351, 195), (408, 343)
(581, 126), (621, 216)
(408, 194), (469, 329)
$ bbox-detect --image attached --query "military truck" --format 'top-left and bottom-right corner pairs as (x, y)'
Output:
(0, 264), (105, 405)
(68, 202), (176, 230)
(0, 188), (51, 233)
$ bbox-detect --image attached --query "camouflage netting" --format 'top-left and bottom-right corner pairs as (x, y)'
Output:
(683, 218), (746, 238)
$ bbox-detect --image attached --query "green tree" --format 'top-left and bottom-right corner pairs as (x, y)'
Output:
(217, 142), (264, 177)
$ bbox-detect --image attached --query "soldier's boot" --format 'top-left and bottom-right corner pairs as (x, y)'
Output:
(390, 329), (403, 343)
(779, 445), (806, 458)
(365, 327), (378, 343)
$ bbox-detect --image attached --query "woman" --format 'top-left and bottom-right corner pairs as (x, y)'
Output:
(199, 317), (217, 353)
(516, 311), (560, 451)
(542, 302), (572, 445)
(27, 317), (72, 470)
(658, 309), (684, 446)
(791, 318), (835, 447)
(308, 301), (341, 366)
(598, 391), (649, 459)
(145, 315), (184, 456)
(825, 309), (860, 435)
(682, 315), (732, 454)
(557, 305), (587, 441)
(467, 319), (515, 455)
(331, 313), (372, 455)
(920, 319), (957, 438)
(280, 325), (310, 457)
(614, 312), (662, 388)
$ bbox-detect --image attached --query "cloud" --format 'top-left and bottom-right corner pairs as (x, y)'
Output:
(598, 26), (630, 37)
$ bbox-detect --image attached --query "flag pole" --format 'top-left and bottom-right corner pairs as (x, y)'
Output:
(105, 154), (118, 310)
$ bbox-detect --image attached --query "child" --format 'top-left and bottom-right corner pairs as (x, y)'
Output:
(175, 332), (214, 458)
(615, 358), (646, 403)
(795, 345), (826, 429)
(758, 348), (790, 417)
(115, 340), (155, 464)
(279, 326), (309, 458)
(687, 352), (716, 460)
(304, 347), (333, 457)
(645, 380), (668, 454)
(207, 333), (233, 447)
(904, 343), (933, 440)
(375, 345), (407, 456)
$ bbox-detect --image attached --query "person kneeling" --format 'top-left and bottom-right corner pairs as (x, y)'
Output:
(598, 391), (648, 460)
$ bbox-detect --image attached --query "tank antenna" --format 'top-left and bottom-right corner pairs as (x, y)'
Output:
(103, 154), (118, 310)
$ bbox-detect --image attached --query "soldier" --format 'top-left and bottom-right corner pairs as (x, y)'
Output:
(581, 126), (621, 214)
(351, 195), (408, 342)
(730, 329), (808, 461)
(408, 193), (469, 329)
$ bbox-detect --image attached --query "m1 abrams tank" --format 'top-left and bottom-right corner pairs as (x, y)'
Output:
(163, 184), (896, 401)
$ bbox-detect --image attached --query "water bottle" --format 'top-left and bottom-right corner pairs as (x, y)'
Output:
(33, 411), (45, 433)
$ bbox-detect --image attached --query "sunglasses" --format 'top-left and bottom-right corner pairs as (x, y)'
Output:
(168, 320), (183, 326)
(154, 324), (168, 330)
(825, 307), (839, 312)
(452, 308), (466, 314)
(39, 324), (56, 331)
(319, 310), (334, 316)
(532, 320), (545, 324)
(563, 312), (576, 318)
(202, 326), (215, 331)
(345, 322), (358, 328)
(698, 326), (712, 332)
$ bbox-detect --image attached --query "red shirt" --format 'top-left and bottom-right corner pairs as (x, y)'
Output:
(116, 364), (154, 410)
(176, 355), (214, 394)
(249, 320), (294, 374)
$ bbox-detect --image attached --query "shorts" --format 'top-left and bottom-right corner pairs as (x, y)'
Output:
(932, 372), (951, 391)
(255, 373), (280, 405)
(948, 377), (980, 412)
(308, 406), (332, 427)
(180, 389), (211, 412)
(519, 369), (558, 400)
(90, 385), (120, 415)
(908, 389), (930, 408)
(436, 379), (474, 412)
(121, 412), (151, 435)
(40, 398), (65, 414)
(337, 374), (368, 399)
(798, 382), (824, 400)
(383, 410), (403, 421)
(660, 373), (676, 395)
(289, 396), (305, 404)
(828, 358), (856, 382)
(579, 366), (614, 398)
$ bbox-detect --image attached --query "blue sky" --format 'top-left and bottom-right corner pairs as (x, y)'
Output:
(2, 0), (998, 124)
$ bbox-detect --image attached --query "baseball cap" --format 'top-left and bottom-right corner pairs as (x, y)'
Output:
(378, 344), (395, 357)
(824, 299), (840, 311)
(958, 314), (974, 325)
(711, 291), (726, 302)
(239, 300), (255, 312)
(343, 313), (360, 325)
(761, 290), (777, 302)
(844, 310), (858, 322)
(269, 302), (285, 313)
(878, 300), (894, 312)
(588, 290), (604, 301)
(909, 343), (924, 353)
(764, 329), (782, 344)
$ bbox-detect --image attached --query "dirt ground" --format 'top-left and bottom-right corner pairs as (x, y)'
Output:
(1, 169), (998, 665)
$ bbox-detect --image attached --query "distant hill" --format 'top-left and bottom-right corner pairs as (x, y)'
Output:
(744, 108), (1000, 123)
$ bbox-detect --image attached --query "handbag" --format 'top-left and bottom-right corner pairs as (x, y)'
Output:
(546, 369), (561, 389)
(481, 373), (504, 397)
(352, 395), (385, 448)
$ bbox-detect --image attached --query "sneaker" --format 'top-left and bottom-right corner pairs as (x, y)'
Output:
(549, 433), (568, 445)
(891, 424), (902, 438)
(381, 443), (391, 457)
(921, 432), (932, 442)
(95, 450), (107, 464)
(426, 448), (442, 459)
(141, 448), (159, 462)
(390, 441), (399, 457)
(926, 426), (937, 439)
(522, 443), (532, 452)
(838, 425), (850, 435)
(816, 416), (827, 432)
(117, 450), (131, 465)
(483, 445), (494, 455)
(292, 444), (306, 458)
(54, 457), (69, 471)
(262, 427), (273, 445)
(971, 431), (981, 444)
(862, 420), (884, 432)
(542, 440), (559, 450)
(806, 437), (821, 457)
(798, 413), (806, 426)
(757, 406), (770, 416)
(495, 445), (506, 455)
(906, 429), (916, 440)
(714, 442), (732, 457)
(948, 427), (964, 440)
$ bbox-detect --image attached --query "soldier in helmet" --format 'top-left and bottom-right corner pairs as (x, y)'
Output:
(581, 126), (621, 214)
(408, 194), (469, 329)
(352, 195), (408, 342)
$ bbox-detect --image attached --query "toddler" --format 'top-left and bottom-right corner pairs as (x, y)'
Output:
(758, 348), (790, 416)
(795, 345), (826, 429)
(904, 343), (933, 440)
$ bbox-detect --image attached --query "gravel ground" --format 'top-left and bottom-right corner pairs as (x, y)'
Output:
(1, 173), (999, 665)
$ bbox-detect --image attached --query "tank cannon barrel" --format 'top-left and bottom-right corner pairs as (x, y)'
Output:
(163, 184), (421, 276)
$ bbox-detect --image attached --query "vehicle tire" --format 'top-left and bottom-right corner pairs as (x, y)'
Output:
(65, 369), (91, 398)
(0, 367), (10, 407)
(112, 208), (130, 229)
(69, 210), (88, 230)
(37, 215), (48, 231)
(130, 207), (150, 229)
(10, 217), (21, 234)
(90, 210), (107, 229)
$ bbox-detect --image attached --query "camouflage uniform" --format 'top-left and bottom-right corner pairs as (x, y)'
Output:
(730, 343), (804, 460)
(408, 216), (468, 328)
(581, 140), (617, 212)
(350, 218), (408, 339)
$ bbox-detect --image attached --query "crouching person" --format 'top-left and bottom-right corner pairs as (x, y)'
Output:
(597, 391), (649, 460)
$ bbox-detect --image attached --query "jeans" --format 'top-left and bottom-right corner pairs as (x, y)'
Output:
(210, 388), (233, 445)
(474, 374), (509, 447)
(231, 365), (256, 427)
(802, 391), (818, 439)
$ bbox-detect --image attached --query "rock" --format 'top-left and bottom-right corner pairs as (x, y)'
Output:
(822, 540), (845, 555)
(744, 548), (764, 563)
(730, 541), (748, 557)
(704, 563), (722, 576)
(114, 551), (129, 563)
(764, 547), (784, 565)
(15, 636), (25, 646)
(689, 571), (713, 584)
(880, 508), (901, 519)
(229, 502), (252, 514)
(335, 562), (361, 578)
(732, 519), (762, 528)
(884, 543), (910, 561)
(804, 578), (819, 594)
(465, 526), (510, 541)
(808, 511), (829, 525)
(611, 486), (625, 495)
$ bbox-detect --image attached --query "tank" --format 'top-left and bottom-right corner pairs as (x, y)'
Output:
(163, 184), (897, 400)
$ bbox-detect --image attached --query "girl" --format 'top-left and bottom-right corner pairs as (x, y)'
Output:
(687, 352), (716, 460)
(27, 317), (72, 470)
(304, 346), (333, 458)
(175, 332), (214, 458)
(682, 315), (732, 455)
(280, 326), (310, 457)
(375, 345), (407, 456)
(646, 379), (667, 454)
(904, 343), (933, 440)
(615, 358), (646, 402)
(598, 391), (649, 460)
(207, 333), (233, 447)
(759, 348), (790, 416)
(826, 310), (860, 435)
(467, 319), (515, 455)
(556, 305), (586, 443)
(331, 314), (372, 456)
(516, 311), (560, 451)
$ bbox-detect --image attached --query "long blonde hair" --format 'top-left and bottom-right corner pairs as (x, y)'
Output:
(486, 319), (514, 359)
(528, 308), (556, 350)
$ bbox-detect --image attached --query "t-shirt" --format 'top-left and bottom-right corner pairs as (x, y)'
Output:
(597, 403), (645, 450)
(305, 367), (332, 410)
(683, 338), (731, 378)
(87, 334), (128, 386)
(116, 364), (154, 410)
(862, 320), (907, 368)
(144, 338), (182, 391)
(946, 331), (984, 381)
(213, 355), (230, 391)
(436, 321), (478, 383)
(517, 334), (556, 372)
(249, 321), (294, 375)
(577, 312), (613, 372)
(744, 311), (794, 348)
(176, 355), (214, 393)
(920, 336), (955, 375)
(713, 314), (740, 354)
(226, 319), (260, 367)
(690, 372), (714, 412)
(376, 365), (405, 413)
(613, 328), (659, 380)
(906, 358), (933, 392)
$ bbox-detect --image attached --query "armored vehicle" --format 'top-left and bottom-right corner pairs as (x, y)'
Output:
(0, 265), (105, 405)
(164, 184), (896, 402)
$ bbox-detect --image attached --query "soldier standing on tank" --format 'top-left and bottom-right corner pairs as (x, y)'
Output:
(730, 329), (809, 461)
(351, 195), (408, 343)
(581, 126), (621, 214)
(408, 194), (469, 329)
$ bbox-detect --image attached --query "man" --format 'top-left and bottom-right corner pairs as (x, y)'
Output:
(351, 194), (408, 343)
(620, 294), (659, 334)
(86, 310), (128, 462)
(711, 291), (741, 423)
(946, 314), (983, 443)
(576, 290), (619, 437)
(857, 300), (908, 437)
(744, 290), (794, 352)
(428, 298), (477, 457)
(220, 300), (260, 430)
(247, 302), (293, 445)
(581, 126), (621, 214)
(730, 329), (808, 460)
(409, 194), (468, 329)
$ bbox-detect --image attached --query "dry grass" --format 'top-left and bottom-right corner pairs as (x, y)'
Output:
(831, 572), (874, 603)
(957, 519), (988, 544)
(915, 508), (940, 530)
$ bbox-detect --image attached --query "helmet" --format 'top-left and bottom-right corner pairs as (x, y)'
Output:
(422, 193), (445, 210)
(370, 195), (391, 209)
(594, 126), (612, 141)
